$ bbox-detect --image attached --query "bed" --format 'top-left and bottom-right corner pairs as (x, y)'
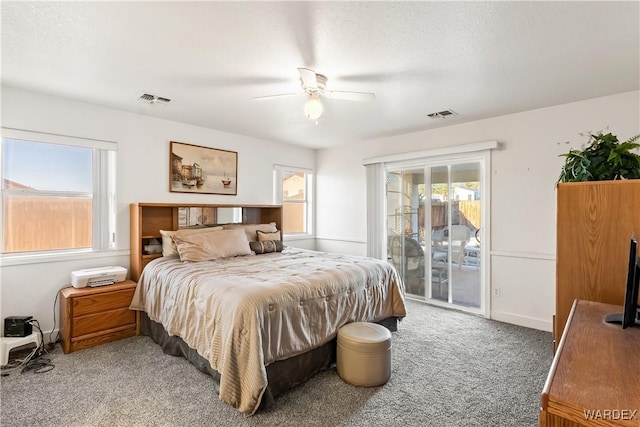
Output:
(128, 203), (406, 414)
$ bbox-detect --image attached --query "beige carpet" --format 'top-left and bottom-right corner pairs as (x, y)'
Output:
(1, 299), (552, 427)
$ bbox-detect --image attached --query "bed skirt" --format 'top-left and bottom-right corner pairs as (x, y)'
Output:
(140, 312), (398, 411)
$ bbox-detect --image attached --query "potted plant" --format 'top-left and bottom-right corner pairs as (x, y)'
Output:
(557, 131), (640, 183)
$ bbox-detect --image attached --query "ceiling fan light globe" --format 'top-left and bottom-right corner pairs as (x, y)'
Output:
(304, 97), (324, 120)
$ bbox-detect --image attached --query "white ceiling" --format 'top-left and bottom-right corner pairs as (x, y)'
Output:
(2, 1), (639, 149)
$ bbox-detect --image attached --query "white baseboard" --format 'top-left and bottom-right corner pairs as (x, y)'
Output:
(490, 311), (552, 332)
(39, 328), (59, 345)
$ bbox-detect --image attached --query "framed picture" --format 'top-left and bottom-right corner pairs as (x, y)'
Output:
(170, 141), (237, 195)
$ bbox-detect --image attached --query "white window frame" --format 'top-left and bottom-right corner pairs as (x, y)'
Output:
(0, 127), (117, 264)
(273, 165), (313, 239)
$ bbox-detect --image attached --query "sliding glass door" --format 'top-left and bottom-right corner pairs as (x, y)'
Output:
(386, 157), (486, 314)
(430, 163), (482, 308)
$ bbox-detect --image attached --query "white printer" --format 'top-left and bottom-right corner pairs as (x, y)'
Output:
(71, 266), (127, 288)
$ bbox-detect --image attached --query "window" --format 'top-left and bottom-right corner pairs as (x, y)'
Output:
(1, 128), (116, 255)
(273, 166), (313, 235)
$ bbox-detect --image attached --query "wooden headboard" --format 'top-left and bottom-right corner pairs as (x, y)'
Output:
(129, 203), (283, 281)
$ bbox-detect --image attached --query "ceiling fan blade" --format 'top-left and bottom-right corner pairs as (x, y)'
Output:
(253, 93), (301, 101)
(324, 91), (376, 102)
(298, 68), (318, 90)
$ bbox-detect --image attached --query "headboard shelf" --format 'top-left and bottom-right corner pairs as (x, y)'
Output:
(130, 203), (283, 281)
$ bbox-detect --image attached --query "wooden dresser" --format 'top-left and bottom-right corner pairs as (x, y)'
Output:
(555, 181), (640, 349)
(540, 300), (640, 427)
(60, 280), (139, 353)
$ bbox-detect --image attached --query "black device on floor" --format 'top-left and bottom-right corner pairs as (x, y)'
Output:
(4, 316), (33, 337)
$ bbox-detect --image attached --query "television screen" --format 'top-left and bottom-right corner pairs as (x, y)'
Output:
(622, 236), (640, 328)
(605, 236), (640, 328)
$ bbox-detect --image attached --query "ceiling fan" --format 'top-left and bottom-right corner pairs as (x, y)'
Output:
(253, 68), (376, 120)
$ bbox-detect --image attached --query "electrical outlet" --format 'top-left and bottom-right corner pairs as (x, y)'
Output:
(493, 287), (500, 297)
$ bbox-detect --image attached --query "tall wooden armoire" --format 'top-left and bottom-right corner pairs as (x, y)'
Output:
(555, 180), (640, 348)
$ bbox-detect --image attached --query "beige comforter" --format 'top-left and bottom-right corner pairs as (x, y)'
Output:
(130, 247), (406, 414)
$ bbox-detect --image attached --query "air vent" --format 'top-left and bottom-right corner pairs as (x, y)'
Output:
(138, 93), (172, 104)
(427, 109), (457, 119)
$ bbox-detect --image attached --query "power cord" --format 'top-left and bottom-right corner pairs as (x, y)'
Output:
(0, 319), (55, 376)
(0, 346), (38, 376)
(49, 289), (61, 348)
(23, 319), (54, 373)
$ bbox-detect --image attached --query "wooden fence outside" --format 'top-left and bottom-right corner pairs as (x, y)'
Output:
(3, 196), (92, 253)
(458, 200), (481, 230)
(401, 200), (480, 241)
(430, 200), (480, 230)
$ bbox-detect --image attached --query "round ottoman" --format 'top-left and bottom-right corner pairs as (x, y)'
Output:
(336, 322), (392, 387)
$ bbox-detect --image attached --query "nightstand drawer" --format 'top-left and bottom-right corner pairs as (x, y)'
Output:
(60, 280), (139, 354)
(73, 289), (135, 316)
(72, 308), (136, 337)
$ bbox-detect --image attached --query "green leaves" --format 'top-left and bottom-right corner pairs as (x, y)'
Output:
(558, 150), (591, 182)
(557, 131), (640, 184)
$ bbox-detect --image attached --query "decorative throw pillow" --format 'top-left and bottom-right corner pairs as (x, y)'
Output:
(173, 228), (252, 262)
(159, 226), (223, 257)
(250, 240), (284, 254)
(223, 222), (278, 242)
(257, 229), (281, 242)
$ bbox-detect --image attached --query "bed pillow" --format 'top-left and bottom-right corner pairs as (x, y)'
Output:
(223, 222), (278, 242)
(250, 240), (284, 254)
(173, 228), (252, 262)
(159, 226), (223, 257)
(257, 229), (281, 242)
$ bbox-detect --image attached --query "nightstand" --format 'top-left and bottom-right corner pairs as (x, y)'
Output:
(59, 280), (139, 354)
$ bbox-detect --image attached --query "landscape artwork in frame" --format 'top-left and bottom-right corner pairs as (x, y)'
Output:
(170, 141), (237, 195)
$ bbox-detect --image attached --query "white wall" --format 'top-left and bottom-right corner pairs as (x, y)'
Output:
(0, 86), (315, 336)
(316, 90), (640, 331)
